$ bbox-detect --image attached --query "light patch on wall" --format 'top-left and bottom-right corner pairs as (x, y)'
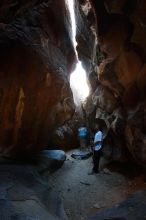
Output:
(13, 87), (25, 145)
(46, 73), (51, 87)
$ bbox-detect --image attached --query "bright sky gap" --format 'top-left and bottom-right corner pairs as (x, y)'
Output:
(65, 0), (90, 106)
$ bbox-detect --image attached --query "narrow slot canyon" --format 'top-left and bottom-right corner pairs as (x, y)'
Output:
(0, 0), (146, 219)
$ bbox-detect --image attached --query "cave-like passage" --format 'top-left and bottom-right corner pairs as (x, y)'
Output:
(65, 0), (90, 107)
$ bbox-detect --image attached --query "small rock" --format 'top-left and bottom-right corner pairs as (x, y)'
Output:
(102, 168), (111, 174)
(93, 203), (105, 209)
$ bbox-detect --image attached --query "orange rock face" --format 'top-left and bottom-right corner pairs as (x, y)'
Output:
(0, 0), (95, 157)
(0, 1), (77, 157)
(89, 0), (146, 167)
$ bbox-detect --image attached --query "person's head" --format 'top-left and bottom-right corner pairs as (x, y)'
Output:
(95, 123), (100, 131)
(80, 120), (86, 128)
(94, 118), (104, 132)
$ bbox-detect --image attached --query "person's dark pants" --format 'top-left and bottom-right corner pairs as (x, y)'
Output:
(92, 149), (102, 173)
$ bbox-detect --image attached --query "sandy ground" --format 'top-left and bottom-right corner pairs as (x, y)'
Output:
(47, 150), (146, 220)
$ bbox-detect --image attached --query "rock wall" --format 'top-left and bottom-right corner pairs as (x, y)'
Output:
(0, 0), (77, 157)
(1, 0), (145, 166)
(87, 0), (146, 166)
(0, 0), (95, 157)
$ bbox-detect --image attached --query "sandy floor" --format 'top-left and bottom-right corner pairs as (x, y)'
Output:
(47, 150), (146, 220)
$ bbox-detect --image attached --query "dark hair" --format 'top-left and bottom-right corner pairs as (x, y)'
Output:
(95, 118), (106, 131)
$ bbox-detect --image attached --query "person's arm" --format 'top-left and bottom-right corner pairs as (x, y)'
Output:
(90, 139), (94, 152)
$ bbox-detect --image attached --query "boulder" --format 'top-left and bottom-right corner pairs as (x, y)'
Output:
(36, 150), (66, 173)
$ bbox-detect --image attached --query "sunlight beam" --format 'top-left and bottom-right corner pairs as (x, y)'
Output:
(65, 0), (90, 106)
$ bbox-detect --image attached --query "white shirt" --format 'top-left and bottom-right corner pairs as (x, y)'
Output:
(94, 131), (103, 151)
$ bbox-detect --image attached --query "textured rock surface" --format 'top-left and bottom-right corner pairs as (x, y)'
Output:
(0, 0), (95, 156)
(0, 0), (75, 156)
(0, 1), (71, 154)
(0, 0), (146, 168)
(0, 164), (68, 220)
(85, 190), (146, 220)
(36, 149), (66, 173)
(87, 0), (146, 167)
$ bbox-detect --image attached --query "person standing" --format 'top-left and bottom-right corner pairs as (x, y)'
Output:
(89, 127), (103, 174)
(78, 126), (88, 149)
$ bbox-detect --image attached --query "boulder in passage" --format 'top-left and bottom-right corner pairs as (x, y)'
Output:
(71, 149), (92, 160)
(36, 149), (66, 173)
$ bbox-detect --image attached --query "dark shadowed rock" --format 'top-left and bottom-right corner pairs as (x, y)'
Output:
(0, 0), (76, 156)
(51, 123), (78, 150)
(85, 190), (146, 220)
(0, 165), (68, 220)
(92, 85), (119, 113)
(71, 148), (92, 160)
(89, 0), (146, 168)
(36, 150), (66, 173)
